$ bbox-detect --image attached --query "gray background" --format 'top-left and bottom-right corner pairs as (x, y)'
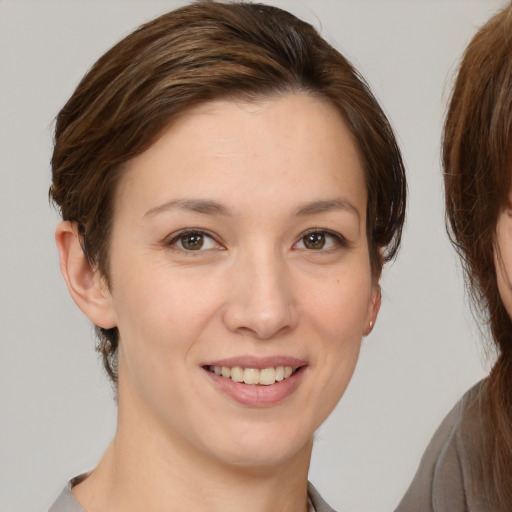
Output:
(0, 0), (505, 510)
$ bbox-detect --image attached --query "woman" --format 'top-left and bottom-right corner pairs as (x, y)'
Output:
(396, 5), (512, 512)
(48, 2), (406, 511)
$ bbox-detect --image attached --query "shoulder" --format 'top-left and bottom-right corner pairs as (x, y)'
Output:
(308, 482), (339, 512)
(394, 380), (486, 512)
(47, 475), (87, 512)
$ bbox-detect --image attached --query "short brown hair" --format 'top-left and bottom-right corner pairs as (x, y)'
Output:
(50, 1), (406, 384)
(443, 5), (512, 508)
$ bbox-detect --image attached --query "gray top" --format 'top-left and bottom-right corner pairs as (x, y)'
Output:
(48, 476), (337, 512)
(395, 380), (486, 512)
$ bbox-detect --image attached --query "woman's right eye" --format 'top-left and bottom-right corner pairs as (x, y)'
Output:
(167, 231), (219, 251)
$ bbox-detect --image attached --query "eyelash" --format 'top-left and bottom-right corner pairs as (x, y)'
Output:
(164, 228), (349, 253)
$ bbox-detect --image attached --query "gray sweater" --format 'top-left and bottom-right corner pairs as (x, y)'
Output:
(395, 380), (487, 512)
(48, 477), (337, 512)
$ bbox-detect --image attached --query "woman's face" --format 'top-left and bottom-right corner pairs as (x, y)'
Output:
(496, 202), (512, 317)
(104, 93), (379, 468)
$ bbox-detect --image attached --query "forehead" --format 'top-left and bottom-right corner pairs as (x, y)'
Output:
(115, 93), (366, 218)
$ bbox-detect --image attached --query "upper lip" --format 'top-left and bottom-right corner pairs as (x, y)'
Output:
(201, 356), (308, 369)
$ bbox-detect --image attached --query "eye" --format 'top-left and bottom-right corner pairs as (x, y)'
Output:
(167, 230), (219, 251)
(294, 230), (345, 251)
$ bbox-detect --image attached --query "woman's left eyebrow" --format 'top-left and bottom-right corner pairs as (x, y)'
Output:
(294, 198), (360, 220)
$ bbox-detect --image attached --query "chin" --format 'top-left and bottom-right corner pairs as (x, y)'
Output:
(201, 424), (312, 469)
(213, 447), (306, 471)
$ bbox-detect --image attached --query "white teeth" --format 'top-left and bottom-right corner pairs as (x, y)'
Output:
(243, 368), (260, 385)
(209, 365), (296, 385)
(231, 366), (244, 383)
(259, 367), (276, 385)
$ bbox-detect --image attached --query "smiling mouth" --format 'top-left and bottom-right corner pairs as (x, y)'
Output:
(205, 365), (298, 385)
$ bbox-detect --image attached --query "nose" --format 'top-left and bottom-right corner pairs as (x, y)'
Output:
(222, 249), (298, 340)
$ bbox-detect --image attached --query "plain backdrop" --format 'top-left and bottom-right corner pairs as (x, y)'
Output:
(0, 0), (506, 511)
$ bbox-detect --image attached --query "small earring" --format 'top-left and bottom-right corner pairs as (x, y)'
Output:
(369, 320), (373, 329)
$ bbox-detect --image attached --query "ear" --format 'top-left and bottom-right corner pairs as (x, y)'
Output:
(55, 221), (117, 329)
(363, 285), (381, 336)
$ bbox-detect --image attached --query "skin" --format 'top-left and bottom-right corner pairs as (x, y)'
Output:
(56, 93), (380, 512)
(496, 202), (512, 317)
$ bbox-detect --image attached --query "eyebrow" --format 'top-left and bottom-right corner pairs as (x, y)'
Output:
(294, 198), (361, 220)
(144, 198), (232, 217)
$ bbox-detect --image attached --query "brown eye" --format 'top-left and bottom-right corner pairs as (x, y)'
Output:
(303, 232), (326, 250)
(295, 230), (345, 251)
(180, 232), (204, 250)
(168, 230), (219, 252)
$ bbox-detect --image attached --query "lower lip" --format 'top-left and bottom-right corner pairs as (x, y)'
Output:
(204, 367), (306, 407)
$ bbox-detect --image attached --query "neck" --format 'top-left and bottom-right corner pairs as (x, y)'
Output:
(73, 389), (312, 512)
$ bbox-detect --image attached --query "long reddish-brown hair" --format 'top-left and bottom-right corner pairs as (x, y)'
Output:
(50, 1), (406, 384)
(443, 5), (512, 509)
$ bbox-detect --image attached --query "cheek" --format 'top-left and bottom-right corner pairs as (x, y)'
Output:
(298, 265), (372, 402)
(495, 216), (512, 319)
(302, 266), (373, 339)
(111, 268), (222, 376)
(112, 269), (226, 422)
(298, 277), (369, 430)
(495, 251), (512, 319)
